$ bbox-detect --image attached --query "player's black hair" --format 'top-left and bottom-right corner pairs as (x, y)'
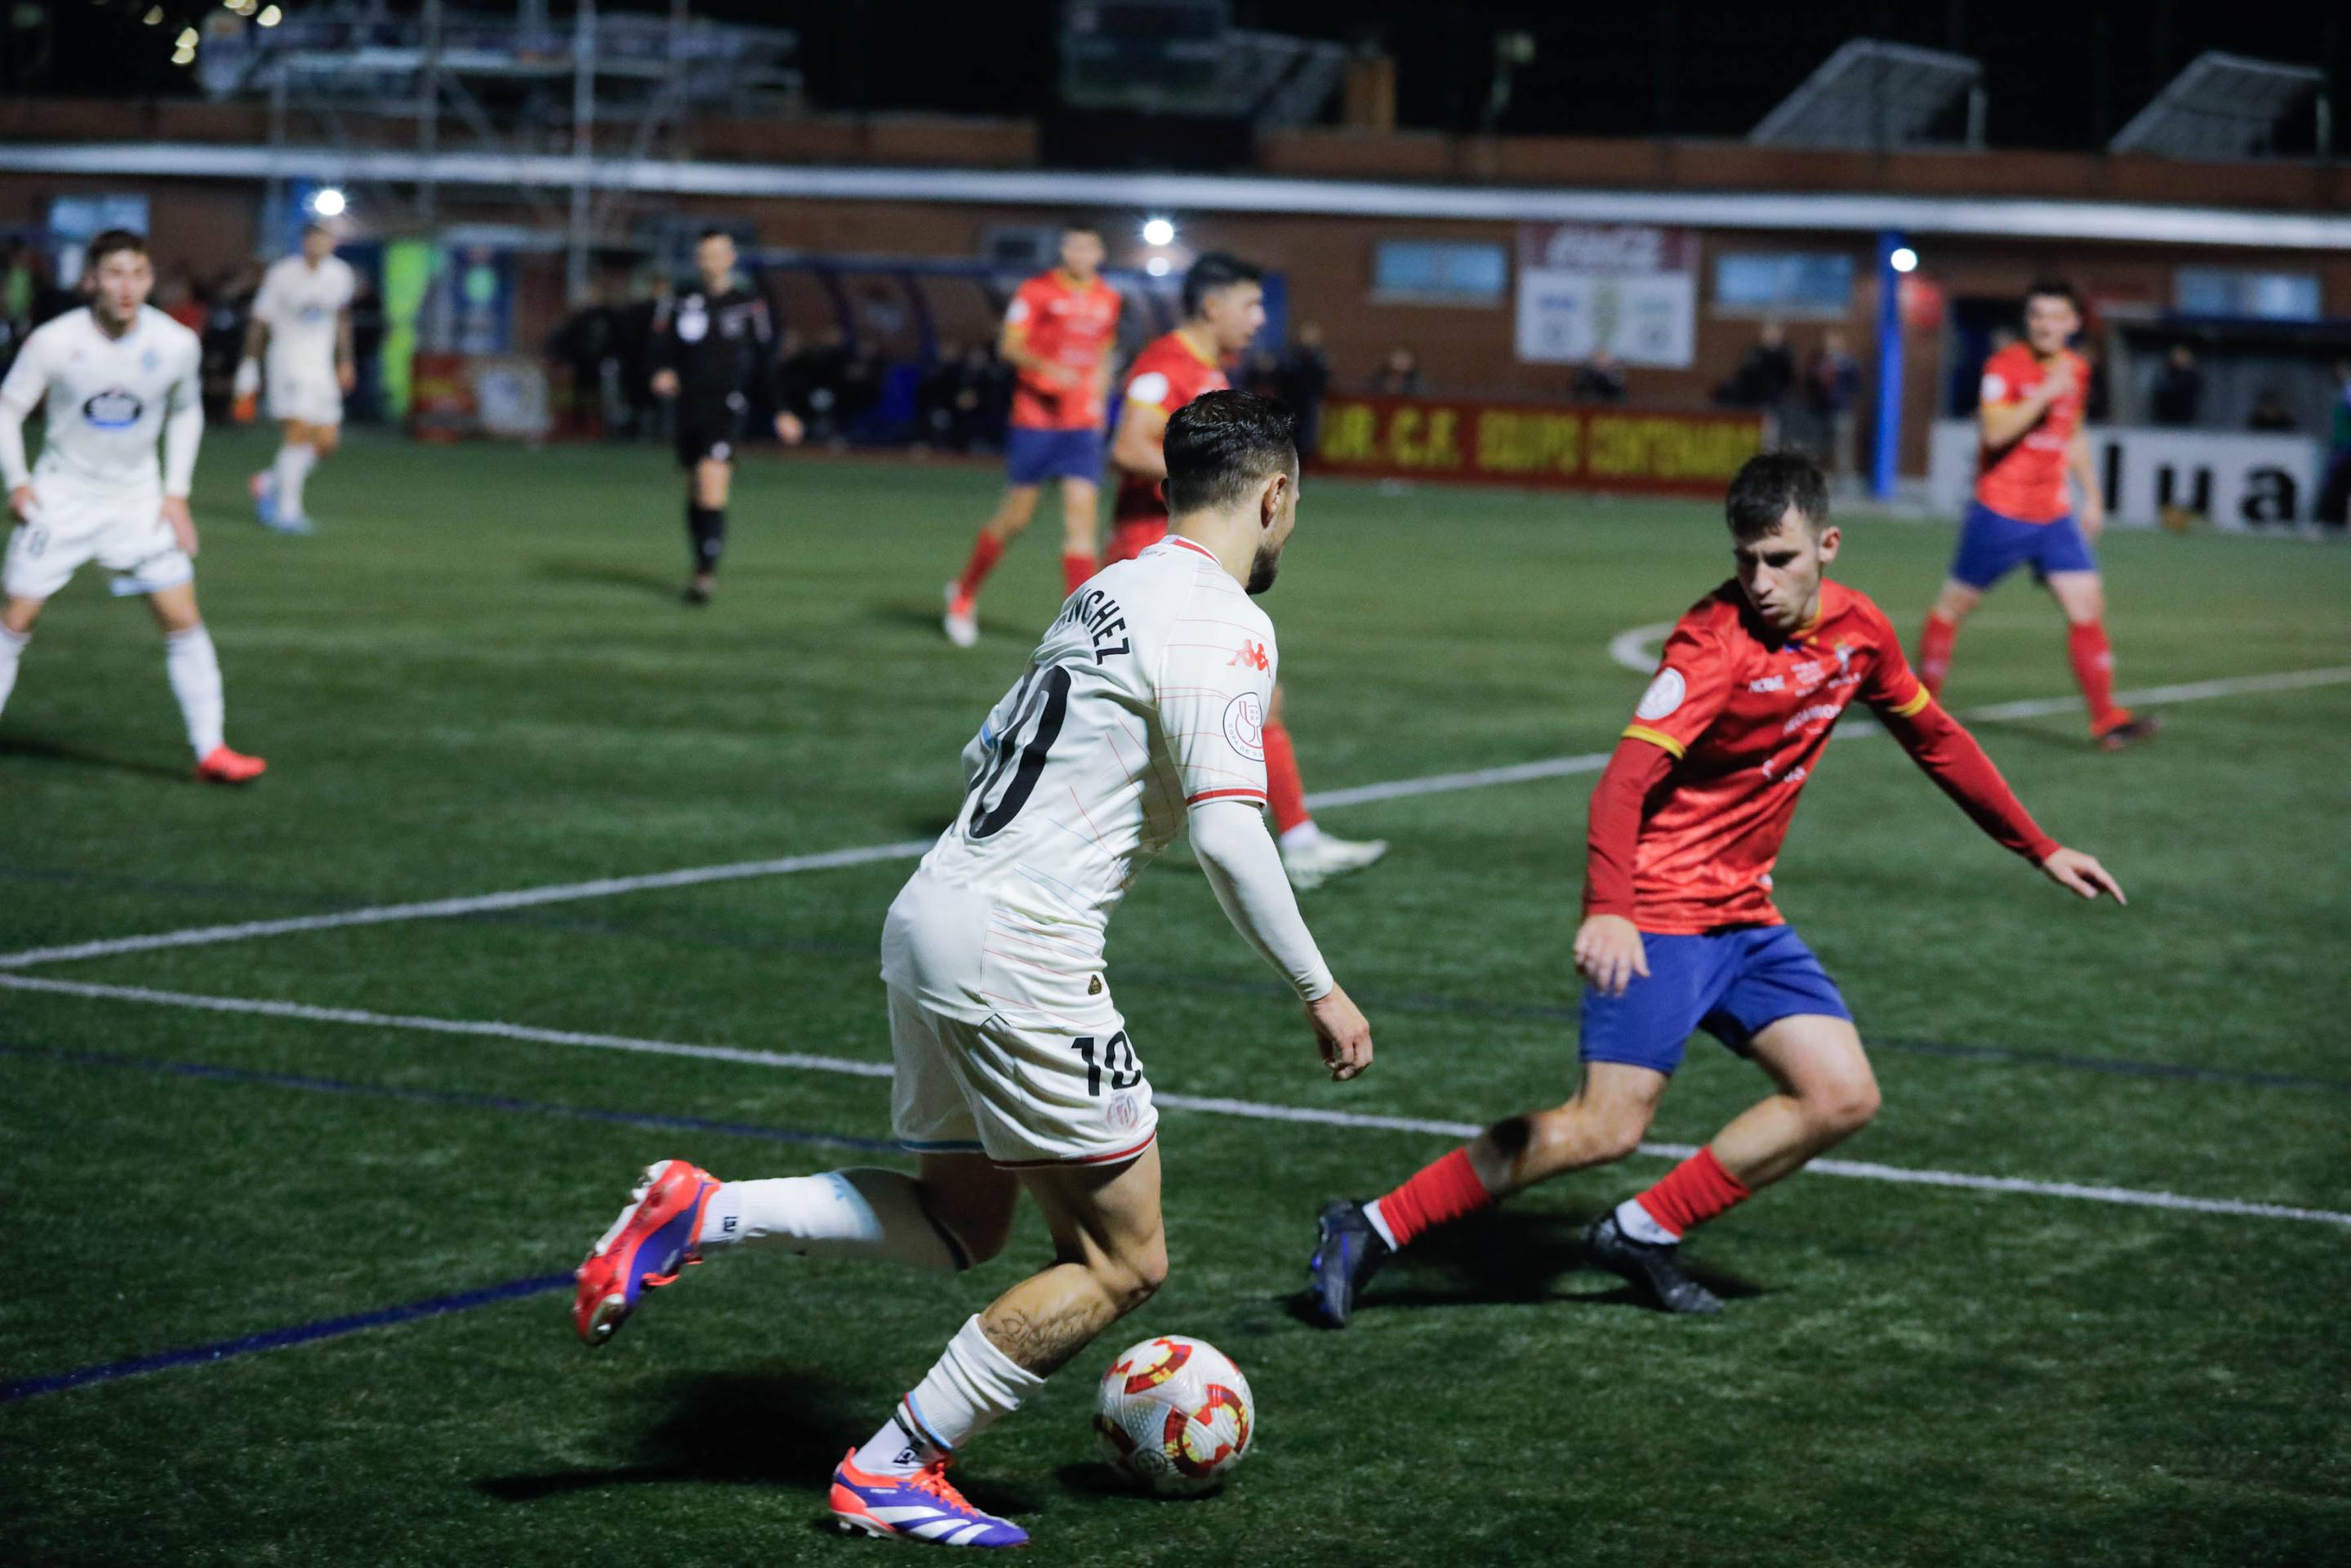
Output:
(1182, 252), (1262, 318)
(1060, 216), (1102, 238)
(83, 229), (149, 268)
(696, 227), (733, 245)
(2024, 278), (2082, 313)
(1164, 390), (1298, 515)
(1725, 451), (1830, 540)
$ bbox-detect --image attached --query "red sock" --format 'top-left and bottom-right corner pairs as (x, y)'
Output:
(1371, 1148), (1493, 1249)
(1261, 721), (1310, 835)
(953, 533), (1004, 608)
(1062, 552), (1095, 595)
(1630, 1147), (1752, 1238)
(2067, 620), (2125, 733)
(1917, 612), (1957, 698)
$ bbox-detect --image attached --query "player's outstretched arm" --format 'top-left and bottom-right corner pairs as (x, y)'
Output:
(1189, 799), (1370, 1080)
(1879, 695), (2122, 902)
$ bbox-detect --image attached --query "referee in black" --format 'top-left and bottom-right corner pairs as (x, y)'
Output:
(649, 229), (804, 605)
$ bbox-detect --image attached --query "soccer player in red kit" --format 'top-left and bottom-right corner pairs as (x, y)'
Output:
(943, 222), (1122, 647)
(1307, 452), (2125, 1321)
(1917, 280), (2158, 750)
(1112, 252), (1386, 891)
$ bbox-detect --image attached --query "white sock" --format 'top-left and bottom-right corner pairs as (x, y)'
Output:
(696, 1169), (964, 1272)
(1361, 1196), (1400, 1250)
(1614, 1196), (1680, 1245)
(0, 625), (25, 716)
(164, 625), (225, 757)
(274, 442), (316, 520)
(1278, 820), (1325, 854)
(854, 1314), (1048, 1477)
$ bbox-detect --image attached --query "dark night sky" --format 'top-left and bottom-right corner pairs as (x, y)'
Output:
(15, 1), (2344, 156)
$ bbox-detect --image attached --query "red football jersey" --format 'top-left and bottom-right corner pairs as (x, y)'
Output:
(1111, 329), (1230, 524)
(1005, 270), (1122, 432)
(1616, 579), (1931, 933)
(1975, 342), (2088, 523)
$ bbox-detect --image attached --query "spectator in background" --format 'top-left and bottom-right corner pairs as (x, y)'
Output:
(1371, 345), (1423, 396)
(2319, 362), (2351, 529)
(2246, 389), (2295, 433)
(1718, 319), (1796, 413)
(1276, 321), (1333, 455)
(1806, 329), (1862, 487)
(550, 289), (616, 438)
(2150, 345), (2202, 426)
(158, 270), (207, 334)
(1573, 347), (1628, 405)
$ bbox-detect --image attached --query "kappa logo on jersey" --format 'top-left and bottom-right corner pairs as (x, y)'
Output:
(81, 387), (144, 429)
(1636, 668), (1686, 721)
(1228, 639), (1269, 672)
(1221, 690), (1266, 762)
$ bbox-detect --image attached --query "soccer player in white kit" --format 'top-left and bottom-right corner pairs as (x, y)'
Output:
(234, 222), (356, 536)
(0, 229), (267, 783)
(571, 392), (1374, 1548)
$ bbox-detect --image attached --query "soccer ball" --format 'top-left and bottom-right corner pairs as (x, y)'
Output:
(1093, 1334), (1255, 1496)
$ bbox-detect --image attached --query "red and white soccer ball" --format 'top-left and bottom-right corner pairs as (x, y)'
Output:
(1093, 1334), (1255, 1496)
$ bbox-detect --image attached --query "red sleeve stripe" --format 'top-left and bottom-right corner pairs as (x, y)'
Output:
(1186, 788), (1268, 806)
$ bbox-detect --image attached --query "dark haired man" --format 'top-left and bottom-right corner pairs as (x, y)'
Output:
(1307, 452), (2122, 1324)
(1, 230), (265, 782)
(650, 228), (803, 606)
(572, 390), (1374, 1549)
(1918, 280), (2157, 750)
(942, 221), (1120, 646)
(1108, 251), (1385, 890)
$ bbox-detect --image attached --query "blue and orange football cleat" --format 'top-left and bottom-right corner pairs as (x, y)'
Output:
(194, 745), (268, 785)
(572, 1159), (722, 1348)
(829, 1449), (1029, 1548)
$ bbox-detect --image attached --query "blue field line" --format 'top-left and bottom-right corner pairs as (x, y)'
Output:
(0, 1042), (903, 1153)
(0, 1273), (572, 1405)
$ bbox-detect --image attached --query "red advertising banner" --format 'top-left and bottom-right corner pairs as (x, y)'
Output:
(1313, 394), (1765, 497)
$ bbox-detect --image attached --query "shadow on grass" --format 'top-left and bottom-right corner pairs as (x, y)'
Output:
(869, 600), (1029, 644)
(474, 1365), (1042, 1519)
(1056, 1459), (1226, 1504)
(1284, 1206), (1765, 1321)
(0, 734), (190, 782)
(533, 556), (679, 600)
(1962, 716), (2100, 755)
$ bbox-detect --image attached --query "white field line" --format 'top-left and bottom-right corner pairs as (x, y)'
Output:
(4, 662), (2347, 974)
(6, 971), (2345, 1230)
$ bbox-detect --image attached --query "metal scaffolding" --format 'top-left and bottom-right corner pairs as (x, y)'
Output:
(199, 1), (800, 292)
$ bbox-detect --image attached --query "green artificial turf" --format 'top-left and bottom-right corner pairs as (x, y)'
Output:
(2, 430), (2346, 1566)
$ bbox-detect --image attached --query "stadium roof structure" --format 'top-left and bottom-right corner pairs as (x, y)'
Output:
(2108, 51), (2329, 161)
(1748, 38), (1985, 152)
(7, 143), (2349, 252)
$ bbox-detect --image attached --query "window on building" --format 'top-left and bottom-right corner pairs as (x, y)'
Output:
(1712, 252), (1854, 317)
(2174, 268), (2321, 321)
(1371, 239), (1507, 305)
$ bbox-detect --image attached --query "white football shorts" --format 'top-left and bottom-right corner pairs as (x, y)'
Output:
(266, 366), (344, 428)
(886, 983), (1158, 1169)
(5, 478), (191, 602)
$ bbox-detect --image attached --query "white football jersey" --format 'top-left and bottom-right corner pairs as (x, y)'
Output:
(0, 305), (202, 494)
(884, 535), (1280, 1026)
(252, 253), (355, 379)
